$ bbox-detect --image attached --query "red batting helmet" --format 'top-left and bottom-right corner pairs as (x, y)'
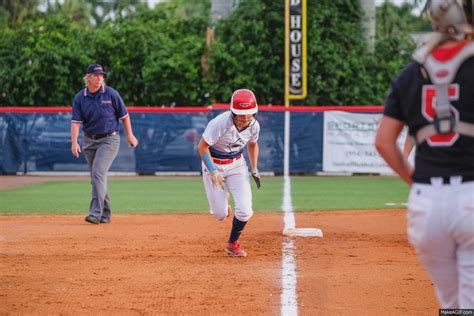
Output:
(230, 89), (258, 115)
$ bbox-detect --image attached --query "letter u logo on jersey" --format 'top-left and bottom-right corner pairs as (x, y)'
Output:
(421, 84), (460, 147)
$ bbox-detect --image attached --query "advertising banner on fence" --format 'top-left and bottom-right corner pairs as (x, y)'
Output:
(323, 111), (407, 174)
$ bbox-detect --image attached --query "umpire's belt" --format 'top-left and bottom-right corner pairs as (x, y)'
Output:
(212, 155), (242, 165)
(86, 131), (118, 140)
(414, 175), (474, 185)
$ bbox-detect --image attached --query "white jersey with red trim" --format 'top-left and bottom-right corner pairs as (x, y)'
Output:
(201, 110), (259, 224)
(202, 111), (260, 159)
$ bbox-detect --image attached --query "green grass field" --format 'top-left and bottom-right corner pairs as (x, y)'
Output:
(0, 176), (409, 215)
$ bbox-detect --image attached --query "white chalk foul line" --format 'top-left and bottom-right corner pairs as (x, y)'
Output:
(281, 175), (298, 316)
(385, 202), (408, 206)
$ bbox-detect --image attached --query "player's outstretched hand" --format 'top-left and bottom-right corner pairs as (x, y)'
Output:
(210, 171), (225, 191)
(251, 169), (261, 189)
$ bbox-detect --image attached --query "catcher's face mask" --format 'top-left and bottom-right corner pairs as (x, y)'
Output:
(429, 0), (473, 40)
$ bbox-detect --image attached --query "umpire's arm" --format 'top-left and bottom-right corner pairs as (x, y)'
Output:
(71, 122), (81, 158)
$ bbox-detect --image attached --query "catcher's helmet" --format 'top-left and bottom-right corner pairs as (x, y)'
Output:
(429, 0), (473, 40)
(230, 89), (258, 115)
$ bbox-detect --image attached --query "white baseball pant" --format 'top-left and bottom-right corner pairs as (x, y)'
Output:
(202, 156), (253, 222)
(407, 177), (474, 309)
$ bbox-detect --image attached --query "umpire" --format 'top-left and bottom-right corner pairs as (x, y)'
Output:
(71, 64), (138, 224)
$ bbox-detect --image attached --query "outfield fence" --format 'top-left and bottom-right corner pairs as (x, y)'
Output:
(0, 105), (397, 175)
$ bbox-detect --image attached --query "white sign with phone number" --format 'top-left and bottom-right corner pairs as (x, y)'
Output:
(322, 111), (410, 174)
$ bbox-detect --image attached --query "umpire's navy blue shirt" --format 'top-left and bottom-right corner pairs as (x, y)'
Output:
(71, 85), (129, 135)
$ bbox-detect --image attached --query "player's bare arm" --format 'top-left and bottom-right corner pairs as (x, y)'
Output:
(375, 115), (413, 185)
(198, 138), (224, 190)
(402, 136), (414, 159)
(247, 141), (261, 189)
(247, 141), (259, 171)
(198, 138), (211, 161)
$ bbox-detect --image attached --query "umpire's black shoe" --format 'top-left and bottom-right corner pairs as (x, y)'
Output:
(85, 215), (100, 224)
(100, 216), (111, 224)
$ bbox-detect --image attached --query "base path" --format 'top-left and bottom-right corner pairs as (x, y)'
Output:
(0, 176), (89, 190)
(0, 210), (438, 314)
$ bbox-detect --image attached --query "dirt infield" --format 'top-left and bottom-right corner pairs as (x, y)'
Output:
(0, 210), (438, 315)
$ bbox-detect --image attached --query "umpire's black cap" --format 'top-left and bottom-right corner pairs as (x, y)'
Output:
(86, 64), (106, 75)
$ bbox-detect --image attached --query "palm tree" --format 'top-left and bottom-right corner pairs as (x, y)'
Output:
(49, 0), (93, 25)
(211, 0), (239, 24)
(360, 0), (430, 53)
(359, 0), (376, 52)
(89, 0), (146, 25)
(1, 0), (41, 26)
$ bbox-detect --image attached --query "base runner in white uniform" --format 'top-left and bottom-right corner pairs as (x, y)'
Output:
(198, 89), (262, 257)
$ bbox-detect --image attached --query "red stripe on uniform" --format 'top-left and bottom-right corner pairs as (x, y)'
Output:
(432, 40), (470, 62)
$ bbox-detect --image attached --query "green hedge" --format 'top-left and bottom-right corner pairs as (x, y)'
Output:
(0, 0), (414, 106)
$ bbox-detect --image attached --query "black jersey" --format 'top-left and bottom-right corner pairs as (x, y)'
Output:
(383, 41), (474, 181)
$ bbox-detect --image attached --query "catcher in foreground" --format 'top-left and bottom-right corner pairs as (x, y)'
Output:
(376, 0), (474, 309)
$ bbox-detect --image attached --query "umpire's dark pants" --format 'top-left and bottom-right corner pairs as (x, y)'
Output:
(83, 134), (120, 219)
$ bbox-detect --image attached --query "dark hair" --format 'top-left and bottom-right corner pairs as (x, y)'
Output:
(464, 0), (473, 24)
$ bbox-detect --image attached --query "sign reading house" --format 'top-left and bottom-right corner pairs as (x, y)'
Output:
(286, 0), (307, 100)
